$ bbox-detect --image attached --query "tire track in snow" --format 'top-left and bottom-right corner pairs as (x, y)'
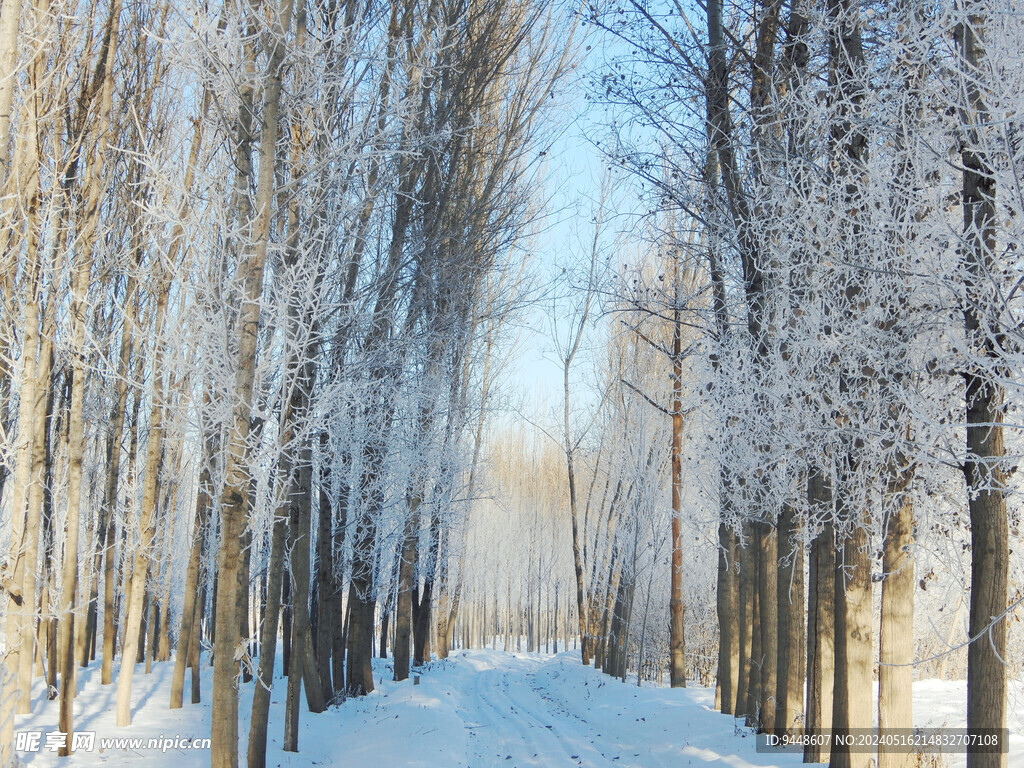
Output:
(495, 659), (613, 767)
(463, 661), (573, 766)
(460, 655), (617, 768)
(524, 663), (671, 768)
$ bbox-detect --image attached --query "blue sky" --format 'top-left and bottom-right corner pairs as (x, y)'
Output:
(498, 17), (650, 434)
(504, 107), (612, 421)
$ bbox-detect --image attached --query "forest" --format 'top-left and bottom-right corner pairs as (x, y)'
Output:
(0, 0), (1020, 767)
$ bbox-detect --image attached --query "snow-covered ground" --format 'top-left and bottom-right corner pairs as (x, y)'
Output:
(11, 649), (1023, 768)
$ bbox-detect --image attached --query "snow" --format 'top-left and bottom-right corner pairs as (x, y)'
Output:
(11, 650), (1023, 768)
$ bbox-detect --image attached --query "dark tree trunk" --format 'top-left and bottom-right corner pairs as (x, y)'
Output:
(315, 469), (335, 698)
(171, 480), (209, 708)
(734, 533), (753, 721)
(744, 547), (761, 729)
(284, 448), (327, 752)
(393, 496), (419, 681)
(805, 472), (834, 764)
(715, 516), (739, 714)
(282, 569), (292, 679)
(958, 7), (1009, 768)
(830, 519), (872, 768)
(247, 500), (286, 768)
(190, 581), (204, 705)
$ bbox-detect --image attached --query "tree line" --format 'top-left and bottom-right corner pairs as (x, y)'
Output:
(559, 3), (1023, 768)
(0, 0), (576, 766)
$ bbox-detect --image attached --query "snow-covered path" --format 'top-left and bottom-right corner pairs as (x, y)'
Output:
(12, 648), (1024, 768)
(280, 649), (794, 768)
(456, 652), (681, 767)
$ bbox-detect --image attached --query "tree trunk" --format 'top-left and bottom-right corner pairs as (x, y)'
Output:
(879, 499), (914, 768)
(413, 512), (441, 666)
(315, 464), (335, 697)
(247, 497), (287, 768)
(668, 316), (686, 687)
(282, 569), (292, 679)
(157, 468), (181, 665)
(562, 263), (595, 667)
(826, 0), (871, 759)
(606, 568), (628, 679)
(101, 334), (138, 686)
(190, 582), (203, 705)
(445, 583), (461, 656)
(57, 298), (90, 752)
(115, 391), (165, 725)
(3, 229), (44, 764)
(757, 522), (777, 732)
(716, 518), (739, 714)
(345, 581), (375, 695)
(775, 502), (804, 736)
(146, 594), (159, 674)
(170, 481), (210, 709)
(744, 550), (761, 729)
(435, 530), (454, 660)
(0, 0), (24, 174)
(805, 516), (835, 763)
(958, 6), (1009, 768)
(210, 1), (292, 763)
(238, 524), (253, 684)
(734, 535), (752, 721)
(393, 494), (419, 681)
(830, 519), (872, 768)
(137, 589), (149, 664)
(14, 333), (51, 715)
(284, 430), (328, 750)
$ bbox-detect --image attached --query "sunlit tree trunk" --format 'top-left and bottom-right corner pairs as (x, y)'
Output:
(1, 264), (41, 760)
(17, 333), (52, 708)
(0, 0), (23, 171)
(0, 43), (45, 760)
(115, 368), (167, 726)
(757, 523), (778, 732)
(210, 1), (292, 763)
(879, 498), (914, 768)
(101, 309), (135, 685)
(668, 290), (686, 687)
